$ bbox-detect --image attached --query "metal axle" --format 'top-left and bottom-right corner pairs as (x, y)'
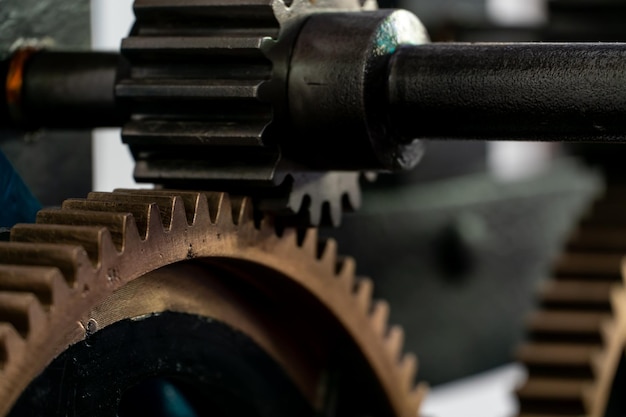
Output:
(3, 11), (626, 171)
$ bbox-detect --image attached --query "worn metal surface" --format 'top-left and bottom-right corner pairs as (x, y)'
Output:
(0, 190), (425, 416)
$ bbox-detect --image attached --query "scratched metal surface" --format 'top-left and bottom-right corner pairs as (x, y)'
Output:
(0, 0), (92, 206)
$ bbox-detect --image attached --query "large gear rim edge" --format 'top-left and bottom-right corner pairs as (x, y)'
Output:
(0, 189), (425, 416)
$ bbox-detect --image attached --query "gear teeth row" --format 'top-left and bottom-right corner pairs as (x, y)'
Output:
(516, 186), (626, 417)
(259, 172), (363, 227)
(0, 190), (423, 417)
(116, 0), (366, 227)
(119, 0), (276, 182)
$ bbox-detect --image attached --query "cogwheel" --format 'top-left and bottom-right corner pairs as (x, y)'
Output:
(0, 189), (425, 416)
(257, 172), (362, 227)
(117, 0), (375, 226)
(516, 185), (626, 417)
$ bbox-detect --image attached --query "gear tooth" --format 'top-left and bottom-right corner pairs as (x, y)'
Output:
(317, 238), (338, 265)
(342, 178), (362, 212)
(145, 203), (169, 240)
(354, 278), (374, 313)
(169, 196), (191, 230)
(188, 192), (211, 226)
(600, 320), (616, 342)
(115, 189), (203, 225)
(0, 266), (70, 307)
(91, 192), (183, 230)
(336, 256), (356, 290)
(325, 200), (342, 227)
(209, 193), (233, 226)
(11, 225), (118, 267)
(0, 242), (90, 287)
(0, 292), (46, 339)
(553, 253), (623, 279)
(411, 383), (429, 413)
(399, 352), (418, 389)
(0, 323), (24, 370)
(62, 199), (154, 239)
(386, 325), (405, 362)
(299, 228), (318, 254)
(36, 209), (134, 251)
(591, 350), (607, 376)
(306, 199), (322, 227)
(229, 196), (254, 226)
(370, 300), (390, 336)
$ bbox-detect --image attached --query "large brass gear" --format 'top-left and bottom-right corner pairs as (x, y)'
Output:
(516, 185), (626, 417)
(0, 190), (425, 416)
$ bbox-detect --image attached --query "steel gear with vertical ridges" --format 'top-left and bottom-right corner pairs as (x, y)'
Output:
(116, 0), (374, 226)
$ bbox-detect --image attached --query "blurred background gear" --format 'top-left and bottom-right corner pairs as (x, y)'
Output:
(516, 184), (626, 417)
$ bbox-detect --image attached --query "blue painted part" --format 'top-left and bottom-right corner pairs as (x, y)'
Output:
(0, 151), (41, 227)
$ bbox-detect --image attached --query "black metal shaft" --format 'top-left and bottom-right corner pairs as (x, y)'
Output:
(388, 43), (626, 142)
(6, 42), (626, 154)
(4, 51), (122, 129)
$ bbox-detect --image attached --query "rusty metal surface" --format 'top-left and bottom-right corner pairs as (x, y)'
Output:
(0, 190), (424, 416)
(516, 185), (626, 417)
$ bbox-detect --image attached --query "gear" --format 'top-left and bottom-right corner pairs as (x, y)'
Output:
(117, 0), (377, 226)
(0, 189), (425, 416)
(516, 185), (626, 417)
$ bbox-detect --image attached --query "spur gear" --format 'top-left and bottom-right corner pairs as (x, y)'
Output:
(516, 185), (626, 417)
(117, 0), (379, 226)
(0, 190), (425, 416)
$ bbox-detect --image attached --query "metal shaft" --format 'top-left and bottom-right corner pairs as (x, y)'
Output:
(2, 51), (122, 128)
(387, 43), (626, 142)
(6, 42), (626, 158)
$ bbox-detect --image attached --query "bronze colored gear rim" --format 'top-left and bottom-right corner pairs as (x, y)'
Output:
(516, 185), (626, 417)
(0, 189), (425, 416)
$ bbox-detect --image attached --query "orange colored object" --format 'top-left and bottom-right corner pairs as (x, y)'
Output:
(5, 47), (39, 123)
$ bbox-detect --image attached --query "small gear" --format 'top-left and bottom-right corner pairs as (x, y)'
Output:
(0, 190), (425, 416)
(117, 0), (376, 226)
(516, 185), (626, 417)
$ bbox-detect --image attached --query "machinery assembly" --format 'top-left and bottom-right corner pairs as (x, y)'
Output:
(3, 0), (626, 415)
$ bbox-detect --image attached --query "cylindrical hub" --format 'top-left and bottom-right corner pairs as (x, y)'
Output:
(287, 10), (429, 171)
(388, 43), (626, 142)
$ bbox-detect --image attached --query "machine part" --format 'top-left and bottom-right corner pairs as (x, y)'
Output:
(115, 1), (426, 225)
(0, 190), (425, 416)
(15, 51), (122, 129)
(388, 43), (626, 142)
(8, 5), (626, 225)
(286, 10), (428, 171)
(516, 185), (626, 417)
(254, 171), (363, 226)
